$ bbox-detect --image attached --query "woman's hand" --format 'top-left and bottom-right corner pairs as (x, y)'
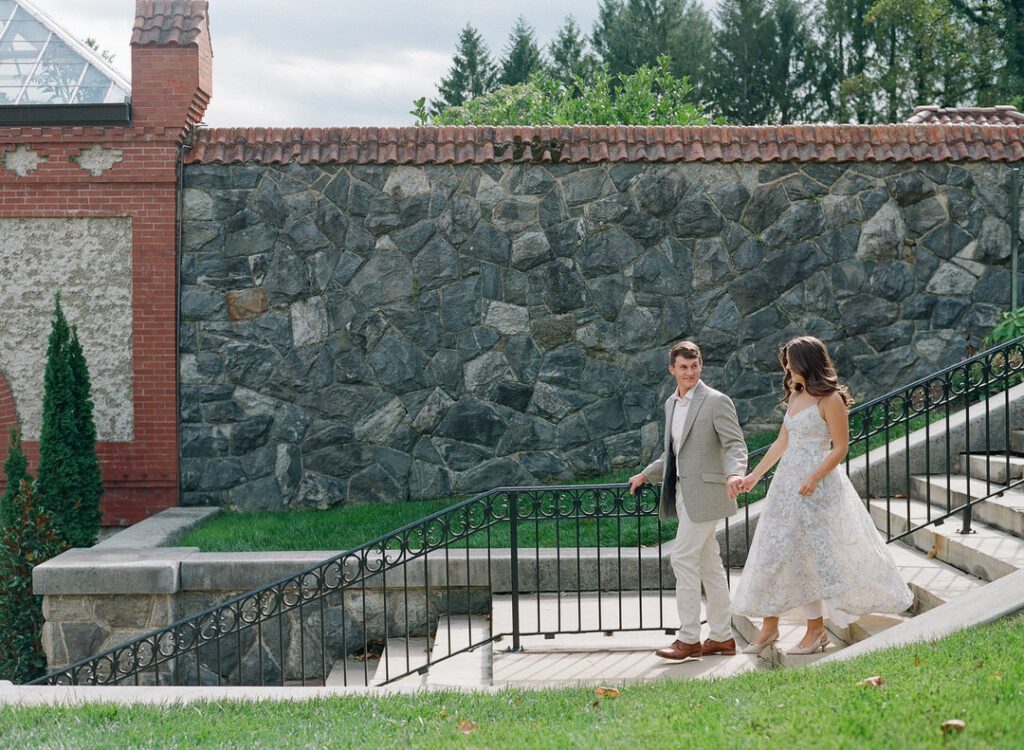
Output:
(739, 473), (760, 493)
(799, 475), (818, 496)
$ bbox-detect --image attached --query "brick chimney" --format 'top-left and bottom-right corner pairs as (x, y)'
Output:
(130, 0), (212, 137)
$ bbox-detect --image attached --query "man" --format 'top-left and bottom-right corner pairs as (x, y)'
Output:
(628, 340), (747, 660)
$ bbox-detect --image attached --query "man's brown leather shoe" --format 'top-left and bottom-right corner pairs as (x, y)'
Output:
(701, 637), (737, 656)
(655, 640), (702, 660)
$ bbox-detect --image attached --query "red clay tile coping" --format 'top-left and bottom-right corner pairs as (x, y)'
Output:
(131, 0), (208, 47)
(184, 125), (1024, 165)
(906, 105), (1024, 126)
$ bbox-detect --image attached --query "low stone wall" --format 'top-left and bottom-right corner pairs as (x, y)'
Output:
(34, 509), (677, 684)
(180, 159), (1021, 509)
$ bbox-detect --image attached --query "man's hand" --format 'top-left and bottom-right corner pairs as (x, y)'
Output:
(726, 475), (744, 501)
(628, 473), (648, 494)
(739, 473), (760, 493)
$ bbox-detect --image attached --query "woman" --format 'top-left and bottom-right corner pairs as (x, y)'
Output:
(731, 336), (913, 654)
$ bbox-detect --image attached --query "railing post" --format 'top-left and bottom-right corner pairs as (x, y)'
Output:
(959, 501), (976, 535)
(509, 490), (521, 652)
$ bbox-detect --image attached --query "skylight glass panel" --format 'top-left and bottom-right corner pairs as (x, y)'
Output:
(0, 0), (129, 105)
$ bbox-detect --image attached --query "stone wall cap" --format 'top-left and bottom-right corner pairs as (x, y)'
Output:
(95, 507), (221, 550)
(33, 547), (198, 595)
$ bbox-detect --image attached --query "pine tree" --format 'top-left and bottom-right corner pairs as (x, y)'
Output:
(36, 294), (99, 548)
(768, 0), (818, 122)
(710, 0), (777, 123)
(549, 15), (596, 85)
(1, 428), (30, 528)
(591, 0), (686, 75)
(433, 24), (499, 111)
(500, 16), (545, 86)
(68, 326), (102, 544)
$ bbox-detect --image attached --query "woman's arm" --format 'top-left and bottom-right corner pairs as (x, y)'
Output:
(798, 393), (849, 496)
(740, 425), (789, 492)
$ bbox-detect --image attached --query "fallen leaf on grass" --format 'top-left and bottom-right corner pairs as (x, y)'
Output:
(440, 709), (447, 719)
(993, 673), (1003, 681)
(914, 656), (922, 667)
(458, 720), (477, 735)
(595, 686), (620, 699)
(857, 675), (884, 687)
(940, 719), (966, 735)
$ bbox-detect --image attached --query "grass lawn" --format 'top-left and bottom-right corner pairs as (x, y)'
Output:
(3, 614), (1022, 749)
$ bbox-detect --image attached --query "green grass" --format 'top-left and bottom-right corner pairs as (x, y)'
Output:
(3, 614), (1023, 749)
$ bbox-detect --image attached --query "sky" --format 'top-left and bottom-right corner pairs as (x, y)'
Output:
(33, 0), (614, 127)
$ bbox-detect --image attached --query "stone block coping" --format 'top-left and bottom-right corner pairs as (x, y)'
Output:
(95, 507), (221, 550)
(32, 547), (199, 595)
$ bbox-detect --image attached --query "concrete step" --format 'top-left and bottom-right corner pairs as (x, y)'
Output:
(911, 474), (1024, 538)
(869, 498), (1024, 582)
(961, 453), (1024, 484)
(885, 542), (986, 613)
(324, 655), (375, 687)
(423, 615), (492, 688)
(849, 613), (909, 642)
(370, 637), (430, 687)
(1010, 429), (1024, 454)
(491, 590), (680, 648)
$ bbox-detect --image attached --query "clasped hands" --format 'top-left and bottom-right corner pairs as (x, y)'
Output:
(628, 473), (747, 501)
(738, 473), (819, 496)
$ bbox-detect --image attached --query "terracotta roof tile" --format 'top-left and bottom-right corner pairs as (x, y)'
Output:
(906, 105), (1024, 125)
(184, 124), (1024, 166)
(132, 0), (208, 47)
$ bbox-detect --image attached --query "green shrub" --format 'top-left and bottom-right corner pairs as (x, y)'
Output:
(983, 306), (1024, 348)
(0, 480), (68, 683)
(1, 428), (29, 528)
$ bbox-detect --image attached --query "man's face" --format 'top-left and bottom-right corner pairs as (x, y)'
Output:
(669, 355), (702, 393)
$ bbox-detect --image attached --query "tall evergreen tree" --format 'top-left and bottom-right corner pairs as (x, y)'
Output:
(433, 24), (499, 111)
(35, 294), (101, 549)
(591, 0), (685, 75)
(815, 0), (877, 122)
(67, 326), (102, 543)
(949, 0), (1024, 105)
(769, 0), (818, 122)
(710, 0), (777, 123)
(548, 15), (596, 85)
(500, 16), (545, 86)
(1, 428), (29, 528)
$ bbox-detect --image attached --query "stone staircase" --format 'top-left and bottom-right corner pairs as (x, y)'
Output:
(315, 432), (1024, 690)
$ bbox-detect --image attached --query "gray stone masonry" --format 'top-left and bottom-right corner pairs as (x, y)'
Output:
(180, 160), (1021, 509)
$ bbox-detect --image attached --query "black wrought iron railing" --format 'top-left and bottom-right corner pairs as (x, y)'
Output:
(29, 334), (1024, 688)
(843, 334), (1024, 539)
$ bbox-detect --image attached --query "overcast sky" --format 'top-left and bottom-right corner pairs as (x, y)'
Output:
(34, 0), (618, 127)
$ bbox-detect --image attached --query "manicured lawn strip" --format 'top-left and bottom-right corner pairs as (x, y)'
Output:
(3, 614), (1022, 749)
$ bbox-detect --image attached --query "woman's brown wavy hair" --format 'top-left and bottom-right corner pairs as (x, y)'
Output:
(779, 336), (854, 407)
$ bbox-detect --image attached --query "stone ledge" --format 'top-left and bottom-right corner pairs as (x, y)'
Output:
(96, 507), (221, 550)
(33, 548), (199, 595)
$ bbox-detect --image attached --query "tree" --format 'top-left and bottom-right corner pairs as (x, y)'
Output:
(548, 15), (597, 85)
(433, 24), (499, 111)
(769, 0), (818, 122)
(83, 37), (116, 64)
(1, 428), (30, 529)
(427, 56), (711, 126)
(68, 326), (103, 541)
(709, 0), (778, 123)
(35, 294), (102, 549)
(500, 16), (545, 86)
(814, 0), (878, 122)
(949, 0), (1024, 106)
(0, 480), (68, 683)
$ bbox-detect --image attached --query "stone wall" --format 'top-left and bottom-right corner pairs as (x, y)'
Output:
(180, 159), (1020, 509)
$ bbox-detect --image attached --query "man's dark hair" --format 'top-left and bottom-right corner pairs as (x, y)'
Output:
(670, 340), (702, 366)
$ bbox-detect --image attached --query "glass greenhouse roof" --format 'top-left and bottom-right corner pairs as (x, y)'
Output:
(0, 0), (130, 106)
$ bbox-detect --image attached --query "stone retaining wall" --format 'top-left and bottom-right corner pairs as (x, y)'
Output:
(180, 160), (1021, 509)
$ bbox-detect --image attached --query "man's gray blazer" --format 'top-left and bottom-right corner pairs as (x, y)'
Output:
(641, 379), (748, 523)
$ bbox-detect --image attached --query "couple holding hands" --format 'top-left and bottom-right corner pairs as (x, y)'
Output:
(629, 337), (913, 659)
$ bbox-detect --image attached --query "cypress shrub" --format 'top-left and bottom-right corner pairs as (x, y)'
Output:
(0, 480), (68, 683)
(36, 294), (102, 548)
(1, 427), (29, 528)
(68, 326), (103, 543)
